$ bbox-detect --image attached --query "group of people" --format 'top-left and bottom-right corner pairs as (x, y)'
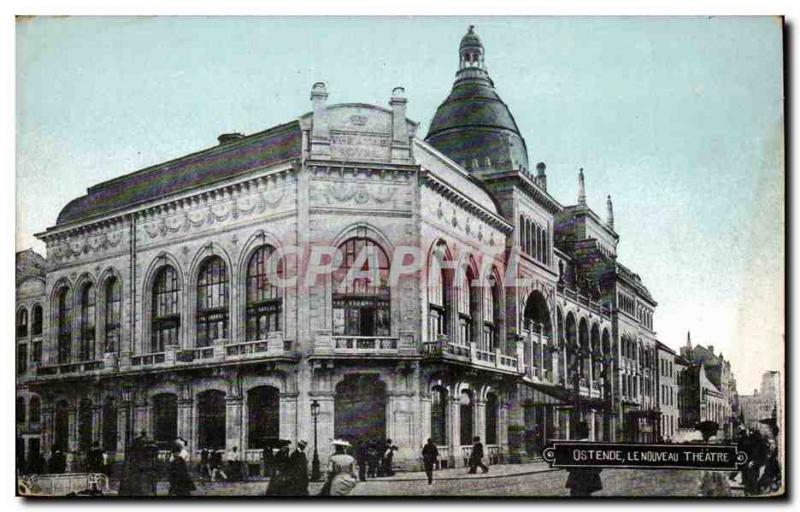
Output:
(353, 438), (399, 481)
(264, 439), (310, 495)
(735, 427), (781, 496)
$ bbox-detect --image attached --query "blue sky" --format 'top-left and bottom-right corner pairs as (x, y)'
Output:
(16, 16), (783, 391)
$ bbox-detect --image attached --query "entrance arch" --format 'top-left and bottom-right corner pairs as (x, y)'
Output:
(247, 386), (280, 449)
(334, 374), (386, 446)
(197, 390), (226, 449)
(152, 393), (178, 448)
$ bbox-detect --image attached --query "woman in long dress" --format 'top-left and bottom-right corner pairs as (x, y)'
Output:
(322, 440), (358, 496)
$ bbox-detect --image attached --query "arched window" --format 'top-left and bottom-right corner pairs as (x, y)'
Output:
(485, 393), (499, 445)
(152, 393), (177, 448)
(78, 399), (93, 452)
(79, 283), (96, 361)
(16, 397), (25, 424)
(102, 398), (118, 451)
(197, 390), (226, 449)
(332, 238), (390, 337)
(431, 386), (448, 446)
(482, 274), (500, 351)
(428, 246), (449, 337)
(152, 265), (180, 352)
(16, 308), (28, 338)
(56, 286), (72, 364)
(29, 396), (41, 423)
(105, 277), (121, 353)
(246, 246), (283, 341)
(459, 390), (474, 446)
(196, 257), (229, 347)
(457, 266), (477, 346)
(32, 305), (43, 336)
(247, 386), (280, 449)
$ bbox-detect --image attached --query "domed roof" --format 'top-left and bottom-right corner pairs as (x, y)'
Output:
(459, 25), (483, 50)
(426, 26), (529, 172)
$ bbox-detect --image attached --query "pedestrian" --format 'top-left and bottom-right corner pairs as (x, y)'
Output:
(758, 443), (781, 494)
(200, 448), (212, 480)
(49, 448), (67, 474)
(167, 443), (196, 496)
(265, 440), (292, 495)
(263, 443), (275, 478)
(228, 446), (243, 482)
(382, 439), (398, 477)
(367, 440), (380, 478)
(319, 439), (358, 496)
(564, 422), (603, 497)
(86, 441), (106, 474)
(119, 430), (158, 496)
(210, 449), (228, 482)
(422, 438), (439, 485)
(468, 436), (489, 474)
(355, 442), (369, 482)
(287, 440), (310, 496)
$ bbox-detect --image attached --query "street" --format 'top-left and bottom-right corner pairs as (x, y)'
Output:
(153, 463), (721, 498)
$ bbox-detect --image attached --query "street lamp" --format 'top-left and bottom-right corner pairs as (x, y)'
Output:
(310, 399), (321, 481)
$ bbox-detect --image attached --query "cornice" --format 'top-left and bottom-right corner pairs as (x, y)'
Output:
(420, 170), (513, 233)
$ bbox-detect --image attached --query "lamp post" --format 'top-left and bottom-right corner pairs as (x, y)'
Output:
(310, 399), (321, 481)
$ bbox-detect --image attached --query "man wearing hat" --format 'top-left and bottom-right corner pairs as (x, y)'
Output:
(288, 440), (310, 495)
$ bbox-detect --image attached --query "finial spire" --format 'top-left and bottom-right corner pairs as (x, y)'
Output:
(606, 194), (614, 229)
(578, 168), (586, 206)
(687, 331), (692, 347)
(468, 24), (475, 33)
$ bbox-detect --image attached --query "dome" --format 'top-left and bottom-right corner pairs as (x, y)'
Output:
(459, 25), (483, 50)
(426, 26), (529, 173)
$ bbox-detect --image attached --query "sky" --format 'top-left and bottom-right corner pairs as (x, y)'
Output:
(16, 16), (783, 392)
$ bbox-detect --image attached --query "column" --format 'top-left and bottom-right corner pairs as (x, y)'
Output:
(66, 404), (77, 470)
(498, 398), (510, 461)
(41, 405), (55, 454)
(225, 395), (243, 452)
(117, 399), (132, 455)
(505, 388), (526, 463)
(279, 392), (298, 443)
(448, 396), (461, 466)
(92, 403), (103, 444)
(474, 398), (486, 447)
(177, 398), (194, 454)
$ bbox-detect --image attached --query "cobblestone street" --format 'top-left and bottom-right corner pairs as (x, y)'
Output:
(138, 462), (722, 498)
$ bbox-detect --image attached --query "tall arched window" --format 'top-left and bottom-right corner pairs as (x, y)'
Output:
(152, 265), (180, 352)
(246, 246), (283, 341)
(152, 393), (178, 448)
(105, 277), (121, 353)
(459, 390), (474, 446)
(197, 390), (226, 449)
(482, 273), (501, 352)
(56, 287), (72, 364)
(78, 399), (93, 452)
(29, 396), (41, 424)
(485, 393), (499, 445)
(431, 386), (448, 446)
(16, 308), (28, 338)
(457, 268), (474, 346)
(32, 305), (42, 336)
(332, 238), (390, 337)
(428, 247), (449, 337)
(79, 283), (96, 361)
(102, 398), (118, 451)
(196, 257), (229, 347)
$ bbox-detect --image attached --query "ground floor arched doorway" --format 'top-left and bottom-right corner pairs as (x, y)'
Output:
(334, 374), (386, 447)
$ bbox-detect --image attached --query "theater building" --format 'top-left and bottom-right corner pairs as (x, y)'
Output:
(17, 27), (660, 473)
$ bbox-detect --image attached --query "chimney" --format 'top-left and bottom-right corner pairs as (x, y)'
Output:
(310, 82), (331, 159)
(217, 132), (245, 145)
(578, 168), (586, 206)
(606, 195), (614, 229)
(536, 162), (547, 191)
(390, 87), (411, 163)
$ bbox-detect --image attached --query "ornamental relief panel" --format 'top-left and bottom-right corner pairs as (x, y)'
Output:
(47, 226), (125, 264)
(309, 166), (414, 210)
(423, 188), (501, 249)
(139, 181), (292, 241)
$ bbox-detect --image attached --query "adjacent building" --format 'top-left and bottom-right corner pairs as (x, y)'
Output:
(739, 370), (781, 439)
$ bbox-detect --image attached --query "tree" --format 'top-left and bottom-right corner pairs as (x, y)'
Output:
(695, 421), (719, 442)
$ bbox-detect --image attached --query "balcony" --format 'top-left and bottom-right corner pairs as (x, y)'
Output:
(333, 336), (398, 355)
(422, 337), (519, 374)
(35, 360), (105, 379)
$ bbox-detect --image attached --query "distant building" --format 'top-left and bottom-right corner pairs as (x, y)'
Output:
(676, 332), (738, 439)
(655, 341), (678, 441)
(739, 370), (781, 439)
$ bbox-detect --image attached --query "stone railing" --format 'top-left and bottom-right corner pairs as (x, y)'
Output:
(332, 336), (399, 353)
(36, 360), (105, 378)
(130, 352), (166, 367)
